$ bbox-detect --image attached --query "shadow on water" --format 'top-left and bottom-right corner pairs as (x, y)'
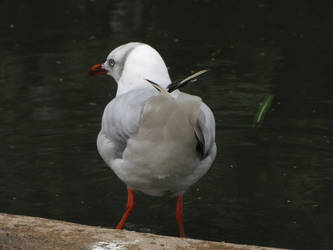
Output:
(0, 0), (333, 249)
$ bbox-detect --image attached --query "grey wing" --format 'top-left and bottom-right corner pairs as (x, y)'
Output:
(99, 88), (158, 159)
(194, 102), (216, 159)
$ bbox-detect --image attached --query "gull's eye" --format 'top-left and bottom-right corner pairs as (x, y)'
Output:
(108, 58), (115, 67)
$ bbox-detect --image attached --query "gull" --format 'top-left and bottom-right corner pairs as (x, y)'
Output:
(87, 42), (217, 237)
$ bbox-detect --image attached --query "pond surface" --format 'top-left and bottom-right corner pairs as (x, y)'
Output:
(1, 1), (333, 249)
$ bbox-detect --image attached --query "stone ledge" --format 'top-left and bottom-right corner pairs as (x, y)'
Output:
(0, 213), (284, 250)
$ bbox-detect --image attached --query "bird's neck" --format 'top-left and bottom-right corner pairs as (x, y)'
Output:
(116, 73), (171, 96)
(116, 79), (148, 96)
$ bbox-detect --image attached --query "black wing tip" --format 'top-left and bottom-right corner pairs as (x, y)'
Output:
(145, 78), (160, 92)
(167, 68), (210, 93)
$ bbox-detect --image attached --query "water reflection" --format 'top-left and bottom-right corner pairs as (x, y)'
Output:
(0, 1), (332, 249)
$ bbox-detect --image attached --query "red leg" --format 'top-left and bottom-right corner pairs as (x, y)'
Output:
(175, 195), (185, 237)
(116, 188), (135, 229)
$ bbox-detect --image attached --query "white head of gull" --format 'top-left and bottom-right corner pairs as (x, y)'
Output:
(87, 42), (217, 237)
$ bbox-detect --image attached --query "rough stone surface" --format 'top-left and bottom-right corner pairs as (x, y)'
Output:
(0, 213), (285, 249)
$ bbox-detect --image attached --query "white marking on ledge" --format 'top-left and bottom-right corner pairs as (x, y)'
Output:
(90, 240), (141, 250)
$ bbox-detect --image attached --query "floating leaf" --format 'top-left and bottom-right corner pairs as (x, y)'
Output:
(253, 94), (274, 128)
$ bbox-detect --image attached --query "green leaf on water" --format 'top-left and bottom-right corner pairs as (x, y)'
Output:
(253, 94), (275, 128)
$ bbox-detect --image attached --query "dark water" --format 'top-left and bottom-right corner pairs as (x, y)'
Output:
(1, 0), (333, 249)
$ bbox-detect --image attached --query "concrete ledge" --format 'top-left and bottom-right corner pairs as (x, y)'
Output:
(0, 213), (283, 249)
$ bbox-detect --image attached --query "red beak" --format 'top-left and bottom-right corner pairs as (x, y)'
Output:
(87, 63), (108, 76)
